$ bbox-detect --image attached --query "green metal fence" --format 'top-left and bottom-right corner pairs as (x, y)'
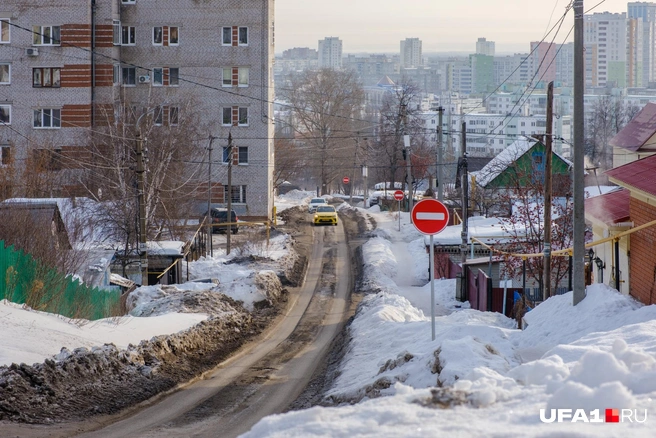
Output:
(0, 241), (121, 320)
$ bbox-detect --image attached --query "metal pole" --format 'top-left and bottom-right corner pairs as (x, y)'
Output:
(136, 130), (148, 286)
(398, 200), (401, 231)
(460, 122), (468, 266)
(544, 82), (554, 301)
(614, 239), (620, 292)
(430, 234), (435, 341)
(402, 104), (413, 217)
(350, 137), (359, 205)
(226, 132), (233, 255)
(207, 136), (215, 257)
(437, 106), (444, 202)
(573, 0), (586, 305)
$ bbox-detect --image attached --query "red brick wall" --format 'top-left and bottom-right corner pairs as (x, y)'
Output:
(61, 24), (91, 47)
(629, 197), (656, 305)
(95, 25), (114, 48)
(61, 64), (92, 87)
(61, 104), (92, 128)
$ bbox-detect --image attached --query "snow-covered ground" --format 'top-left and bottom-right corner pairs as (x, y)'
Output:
(2, 189), (656, 436)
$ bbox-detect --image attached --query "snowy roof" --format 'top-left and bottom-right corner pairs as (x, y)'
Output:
(147, 241), (185, 257)
(376, 76), (395, 87)
(427, 216), (526, 246)
(474, 138), (572, 188)
(584, 189), (630, 226)
(609, 102), (656, 152)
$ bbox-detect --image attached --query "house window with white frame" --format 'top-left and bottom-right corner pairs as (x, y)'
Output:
(0, 105), (10, 124)
(222, 27), (232, 45)
(224, 185), (246, 203)
(153, 27), (163, 45)
(122, 26), (136, 45)
(122, 66), (136, 85)
(238, 67), (249, 87)
(32, 25), (60, 46)
(222, 107), (232, 126)
(113, 20), (121, 45)
(33, 108), (61, 128)
(1, 19), (10, 43)
(238, 107), (248, 126)
(0, 63), (9, 84)
(153, 68), (163, 86)
(168, 67), (179, 86)
(169, 27), (179, 45)
(238, 27), (248, 45)
(33, 67), (61, 88)
(169, 107), (179, 126)
(222, 67), (232, 86)
(153, 106), (163, 126)
(237, 146), (248, 164)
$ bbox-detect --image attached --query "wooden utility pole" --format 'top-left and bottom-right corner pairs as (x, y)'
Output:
(136, 130), (148, 286)
(402, 104), (413, 215)
(573, 0), (586, 305)
(207, 136), (216, 257)
(226, 132), (233, 255)
(460, 121), (468, 266)
(543, 82), (554, 301)
(350, 136), (359, 204)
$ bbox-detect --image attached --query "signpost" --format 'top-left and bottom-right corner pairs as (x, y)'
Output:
(411, 199), (450, 340)
(342, 176), (350, 184)
(393, 190), (404, 231)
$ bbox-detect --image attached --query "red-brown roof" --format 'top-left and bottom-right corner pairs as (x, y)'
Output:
(584, 189), (630, 226)
(609, 102), (656, 152)
(606, 154), (656, 197)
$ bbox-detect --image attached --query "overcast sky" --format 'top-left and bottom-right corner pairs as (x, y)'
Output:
(275, 0), (629, 54)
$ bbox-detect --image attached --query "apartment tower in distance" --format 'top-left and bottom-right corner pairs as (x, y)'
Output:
(400, 37), (422, 68)
(0, 1), (275, 218)
(475, 37), (495, 56)
(318, 37), (342, 69)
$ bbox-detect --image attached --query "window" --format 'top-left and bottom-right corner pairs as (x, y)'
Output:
(222, 146), (232, 163)
(222, 67), (232, 86)
(1, 145), (10, 165)
(113, 64), (120, 84)
(169, 67), (179, 86)
(224, 185), (246, 203)
(238, 146), (248, 164)
(33, 25), (60, 46)
(0, 105), (10, 124)
(1, 19), (9, 43)
(33, 108), (61, 128)
(33, 67), (61, 88)
(113, 20), (121, 45)
(153, 107), (163, 126)
(169, 107), (179, 126)
(122, 66), (136, 85)
(238, 107), (248, 126)
(121, 0), (136, 4)
(222, 107), (232, 125)
(222, 27), (232, 45)
(153, 27), (163, 45)
(153, 67), (163, 86)
(122, 26), (136, 45)
(0, 63), (9, 84)
(169, 27), (179, 45)
(238, 67), (249, 87)
(238, 27), (248, 45)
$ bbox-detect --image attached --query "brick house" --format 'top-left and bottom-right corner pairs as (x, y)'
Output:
(0, 1), (274, 218)
(605, 155), (656, 305)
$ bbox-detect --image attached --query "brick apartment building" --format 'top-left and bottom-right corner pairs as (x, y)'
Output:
(0, 0), (274, 219)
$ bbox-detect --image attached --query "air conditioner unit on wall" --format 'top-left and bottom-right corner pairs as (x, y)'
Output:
(138, 75), (150, 84)
(26, 48), (39, 56)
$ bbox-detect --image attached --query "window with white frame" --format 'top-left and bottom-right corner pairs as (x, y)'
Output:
(113, 20), (121, 45)
(222, 67), (232, 86)
(122, 66), (136, 85)
(33, 108), (61, 128)
(169, 67), (179, 86)
(222, 146), (232, 163)
(238, 107), (248, 126)
(122, 26), (136, 45)
(0, 63), (9, 84)
(169, 27), (179, 45)
(1, 19), (10, 43)
(153, 106), (163, 126)
(113, 64), (120, 84)
(33, 67), (61, 88)
(237, 146), (248, 164)
(153, 68), (163, 86)
(169, 107), (179, 126)
(222, 27), (231, 45)
(238, 67), (249, 87)
(121, 0), (136, 4)
(238, 27), (248, 45)
(153, 27), (163, 45)
(224, 185), (246, 203)
(32, 25), (60, 46)
(222, 107), (232, 126)
(0, 105), (10, 124)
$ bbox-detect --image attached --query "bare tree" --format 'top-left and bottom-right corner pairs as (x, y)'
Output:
(273, 133), (306, 192)
(282, 68), (365, 194)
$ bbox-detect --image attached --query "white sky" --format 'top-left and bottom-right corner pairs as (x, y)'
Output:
(275, 0), (630, 54)
(3, 190), (656, 436)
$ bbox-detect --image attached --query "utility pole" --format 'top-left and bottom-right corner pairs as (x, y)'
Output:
(136, 130), (148, 286)
(350, 136), (359, 205)
(402, 104), (413, 216)
(543, 82), (554, 302)
(437, 106), (444, 202)
(573, 0), (586, 305)
(460, 121), (468, 266)
(207, 136), (216, 257)
(226, 132), (233, 255)
(362, 138), (369, 206)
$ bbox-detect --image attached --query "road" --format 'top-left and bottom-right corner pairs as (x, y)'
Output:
(76, 220), (351, 438)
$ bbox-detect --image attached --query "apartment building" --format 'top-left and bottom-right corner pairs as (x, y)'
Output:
(318, 37), (342, 69)
(585, 12), (628, 88)
(400, 38), (422, 69)
(0, 0), (274, 218)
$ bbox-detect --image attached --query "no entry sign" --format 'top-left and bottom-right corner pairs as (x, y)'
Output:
(343, 176), (350, 184)
(411, 199), (450, 235)
(393, 190), (404, 201)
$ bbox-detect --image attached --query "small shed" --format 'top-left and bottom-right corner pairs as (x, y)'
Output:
(146, 241), (185, 285)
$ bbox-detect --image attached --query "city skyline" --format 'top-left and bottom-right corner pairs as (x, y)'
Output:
(275, 0), (630, 54)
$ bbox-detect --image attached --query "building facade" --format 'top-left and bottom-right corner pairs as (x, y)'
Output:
(400, 37), (422, 69)
(0, 1), (274, 218)
(318, 36), (342, 69)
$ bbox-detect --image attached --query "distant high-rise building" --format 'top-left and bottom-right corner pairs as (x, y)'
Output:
(628, 2), (656, 86)
(476, 38), (495, 56)
(529, 41), (557, 84)
(318, 37), (343, 69)
(584, 12), (627, 88)
(400, 38), (422, 68)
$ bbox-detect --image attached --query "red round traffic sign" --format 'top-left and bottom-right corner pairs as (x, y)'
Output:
(343, 176), (350, 184)
(393, 190), (404, 201)
(411, 199), (450, 235)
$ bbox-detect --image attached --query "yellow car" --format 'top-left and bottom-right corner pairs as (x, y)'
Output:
(313, 205), (338, 226)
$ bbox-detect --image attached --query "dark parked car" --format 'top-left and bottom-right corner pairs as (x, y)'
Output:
(201, 208), (239, 234)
